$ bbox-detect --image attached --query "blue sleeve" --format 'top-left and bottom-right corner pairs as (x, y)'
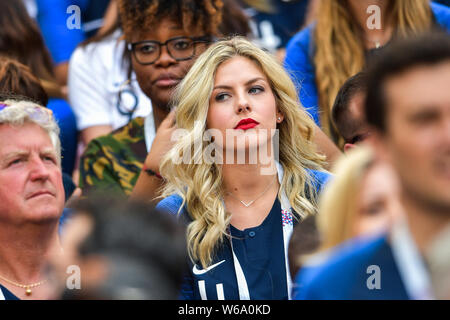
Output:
(308, 169), (332, 194)
(155, 194), (184, 217)
(431, 2), (450, 31)
(284, 24), (321, 126)
(36, 0), (87, 64)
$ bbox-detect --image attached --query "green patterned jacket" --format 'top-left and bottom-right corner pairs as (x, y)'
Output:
(79, 117), (147, 196)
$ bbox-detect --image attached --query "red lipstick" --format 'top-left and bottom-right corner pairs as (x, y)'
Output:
(234, 118), (259, 130)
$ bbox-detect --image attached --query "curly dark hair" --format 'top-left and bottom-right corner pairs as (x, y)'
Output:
(118, 0), (223, 40)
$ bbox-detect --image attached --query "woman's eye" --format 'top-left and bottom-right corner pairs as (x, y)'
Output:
(364, 201), (385, 216)
(173, 40), (190, 50)
(215, 93), (230, 102)
(139, 45), (157, 54)
(249, 86), (264, 94)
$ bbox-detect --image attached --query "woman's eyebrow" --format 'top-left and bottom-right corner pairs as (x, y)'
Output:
(213, 77), (266, 90)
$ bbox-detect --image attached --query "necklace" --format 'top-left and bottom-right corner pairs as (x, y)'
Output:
(226, 177), (277, 208)
(0, 273), (46, 296)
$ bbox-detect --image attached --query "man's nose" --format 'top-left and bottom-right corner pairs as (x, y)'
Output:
(29, 156), (51, 181)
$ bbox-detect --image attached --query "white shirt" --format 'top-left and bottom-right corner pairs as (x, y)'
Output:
(68, 30), (152, 131)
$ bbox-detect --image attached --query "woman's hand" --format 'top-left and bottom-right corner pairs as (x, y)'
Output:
(143, 109), (177, 173)
(130, 109), (177, 202)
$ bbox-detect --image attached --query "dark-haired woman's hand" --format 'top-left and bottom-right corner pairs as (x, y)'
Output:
(143, 109), (177, 174)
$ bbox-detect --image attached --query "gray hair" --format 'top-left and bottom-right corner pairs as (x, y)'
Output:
(0, 100), (61, 163)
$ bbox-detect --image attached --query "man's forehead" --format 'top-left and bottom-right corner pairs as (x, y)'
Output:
(0, 147), (56, 160)
(0, 124), (55, 156)
(385, 62), (450, 114)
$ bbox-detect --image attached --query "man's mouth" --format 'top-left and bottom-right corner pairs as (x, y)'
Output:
(27, 190), (54, 199)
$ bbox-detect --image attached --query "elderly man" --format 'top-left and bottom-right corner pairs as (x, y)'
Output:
(0, 100), (65, 300)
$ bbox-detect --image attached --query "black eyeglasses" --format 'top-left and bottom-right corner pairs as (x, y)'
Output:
(127, 36), (212, 65)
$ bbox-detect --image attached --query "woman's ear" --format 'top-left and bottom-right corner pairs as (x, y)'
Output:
(276, 110), (284, 123)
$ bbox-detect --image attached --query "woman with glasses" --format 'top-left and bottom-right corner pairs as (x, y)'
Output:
(78, 0), (224, 198)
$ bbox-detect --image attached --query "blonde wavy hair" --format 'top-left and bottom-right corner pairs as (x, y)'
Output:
(160, 37), (327, 268)
(316, 146), (375, 251)
(314, 0), (433, 138)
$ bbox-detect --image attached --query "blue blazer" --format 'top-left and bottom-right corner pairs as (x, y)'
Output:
(293, 234), (410, 300)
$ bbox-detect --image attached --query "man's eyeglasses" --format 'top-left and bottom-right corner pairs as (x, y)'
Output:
(127, 36), (212, 65)
(0, 102), (53, 124)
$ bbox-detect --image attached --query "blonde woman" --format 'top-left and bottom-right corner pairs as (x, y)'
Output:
(290, 146), (403, 299)
(156, 37), (330, 300)
(284, 0), (450, 141)
(317, 146), (402, 252)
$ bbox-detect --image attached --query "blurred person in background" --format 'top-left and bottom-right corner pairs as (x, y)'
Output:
(316, 146), (402, 251)
(284, 0), (450, 141)
(240, 0), (311, 61)
(29, 0), (113, 85)
(331, 72), (370, 150)
(0, 100), (65, 300)
(295, 32), (450, 300)
(289, 146), (402, 297)
(47, 196), (187, 300)
(0, 0), (77, 177)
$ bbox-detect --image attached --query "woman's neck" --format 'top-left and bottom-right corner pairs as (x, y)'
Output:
(222, 163), (277, 196)
(222, 162), (280, 230)
(347, 0), (393, 49)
